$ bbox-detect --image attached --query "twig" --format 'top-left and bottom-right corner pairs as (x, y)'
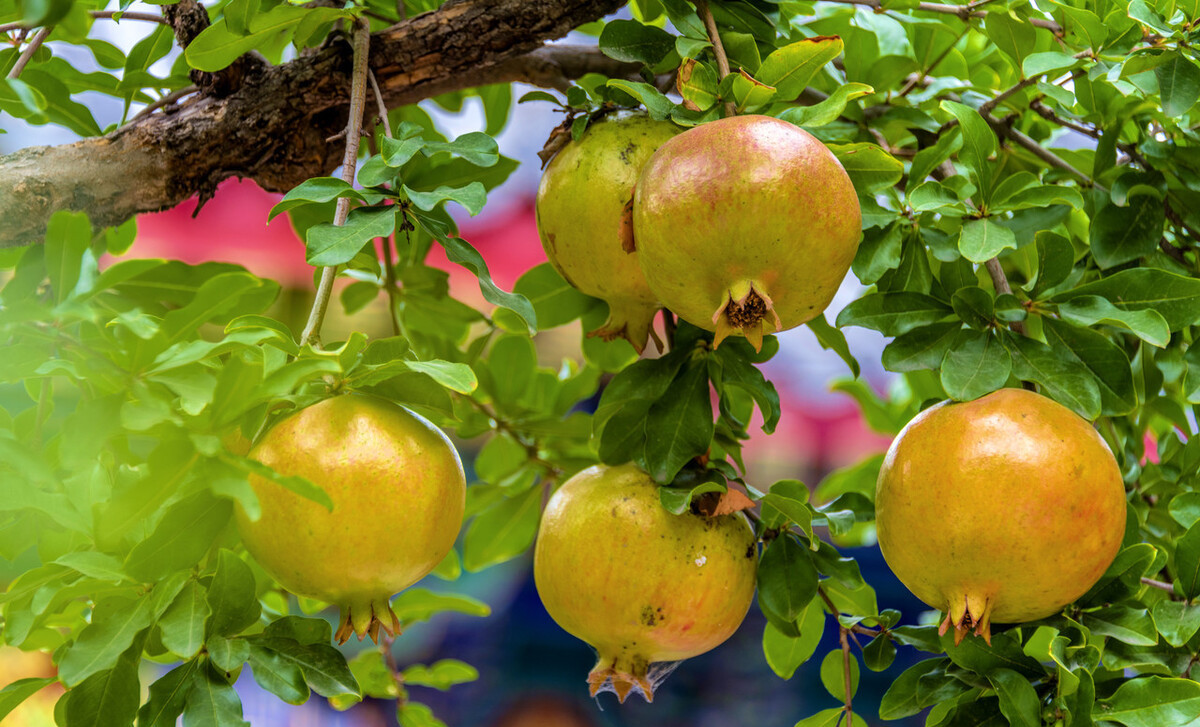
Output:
(89, 10), (171, 25)
(983, 258), (1028, 336)
(300, 19), (371, 348)
(992, 118), (1097, 188)
(693, 0), (737, 117)
(129, 85), (199, 122)
(6, 26), (51, 80)
(897, 26), (967, 97)
(368, 69), (392, 138)
(0, 10), (168, 33)
(663, 309), (677, 352)
(981, 63), (1087, 117)
(817, 0), (1062, 33)
(365, 69), (401, 336)
(839, 625), (854, 727)
(1141, 576), (1177, 594)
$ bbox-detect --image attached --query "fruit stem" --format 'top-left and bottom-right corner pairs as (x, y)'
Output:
(1141, 576), (1178, 595)
(839, 623), (854, 727)
(693, 0), (737, 117)
(300, 18), (371, 348)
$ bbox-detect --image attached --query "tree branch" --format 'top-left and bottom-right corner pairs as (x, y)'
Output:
(694, 0), (737, 117)
(6, 26), (51, 80)
(819, 0), (1062, 33)
(0, 0), (627, 247)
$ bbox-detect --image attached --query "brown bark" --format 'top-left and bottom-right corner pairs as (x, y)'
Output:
(0, 0), (629, 247)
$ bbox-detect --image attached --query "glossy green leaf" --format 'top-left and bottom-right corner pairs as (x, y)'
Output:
(1155, 53), (1200, 117)
(158, 581), (210, 659)
(1096, 677), (1200, 727)
(58, 593), (155, 686)
(762, 600), (824, 679)
(1056, 295), (1170, 348)
(462, 485), (542, 571)
(819, 648), (860, 702)
(939, 330), (1011, 401)
(957, 218), (1017, 264)
(836, 292), (951, 336)
(643, 360), (714, 482)
(757, 535), (819, 624)
(401, 659), (479, 691)
(757, 36), (843, 100)
(1003, 333), (1101, 420)
(599, 19), (675, 65)
(1050, 268), (1200, 331)
(1177, 521), (1200, 600)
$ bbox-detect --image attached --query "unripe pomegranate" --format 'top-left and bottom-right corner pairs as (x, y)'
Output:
(236, 395), (465, 643)
(876, 388), (1126, 644)
(632, 114), (861, 350)
(533, 464), (757, 702)
(536, 114), (680, 353)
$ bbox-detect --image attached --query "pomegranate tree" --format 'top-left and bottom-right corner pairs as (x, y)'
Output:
(236, 395), (466, 643)
(875, 388), (1127, 644)
(632, 114), (861, 350)
(533, 464), (757, 702)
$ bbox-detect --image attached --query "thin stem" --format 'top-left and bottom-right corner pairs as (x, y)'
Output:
(381, 234), (401, 337)
(129, 85), (199, 122)
(90, 10), (171, 25)
(694, 0), (737, 117)
(816, 0), (1062, 33)
(7, 26), (51, 80)
(1141, 576), (1177, 594)
(839, 625), (854, 727)
(663, 309), (677, 353)
(983, 258), (1028, 337)
(980, 64), (1087, 117)
(368, 68), (392, 138)
(897, 26), (967, 97)
(300, 19), (371, 348)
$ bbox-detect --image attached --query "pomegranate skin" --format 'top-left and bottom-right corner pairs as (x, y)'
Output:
(632, 114), (861, 349)
(535, 114), (680, 353)
(236, 394), (465, 643)
(533, 464), (757, 702)
(876, 388), (1127, 644)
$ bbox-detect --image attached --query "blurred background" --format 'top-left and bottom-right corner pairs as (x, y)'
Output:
(0, 5), (941, 726)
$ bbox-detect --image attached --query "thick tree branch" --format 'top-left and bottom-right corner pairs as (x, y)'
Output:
(0, 0), (626, 247)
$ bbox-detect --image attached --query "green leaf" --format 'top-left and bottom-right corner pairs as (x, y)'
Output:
(399, 702), (448, 727)
(863, 632), (896, 671)
(713, 346), (781, 433)
(762, 600), (824, 679)
(879, 659), (949, 719)
(1096, 676), (1200, 727)
(598, 19), (675, 65)
(836, 292), (952, 336)
(185, 9), (302, 72)
(807, 314), (860, 378)
(158, 580), (211, 659)
(1029, 232), (1075, 298)
(1042, 318), (1136, 416)
(1002, 334), (1101, 420)
(401, 659), (479, 690)
(251, 637), (359, 698)
(793, 708), (844, 727)
(829, 142), (903, 194)
(777, 82), (873, 127)
(206, 549), (261, 638)
(819, 648), (860, 702)
(605, 79), (675, 119)
(1049, 268), (1200, 331)
(852, 222), (903, 285)
(644, 360), (714, 482)
(1084, 606), (1159, 646)
(1177, 521), (1200, 600)
(1056, 295), (1170, 348)
(403, 182), (487, 217)
(64, 637), (144, 727)
(1150, 601), (1200, 648)
(402, 360), (477, 394)
(183, 663), (250, 726)
(124, 491), (232, 582)
(757, 36), (844, 100)
(390, 588), (491, 625)
(462, 485), (542, 571)
(248, 641), (311, 705)
(507, 263), (598, 329)
(988, 668), (1041, 727)
(53, 551), (128, 584)
(957, 218), (1017, 264)
(423, 132), (500, 167)
(306, 206), (397, 267)
(757, 535), (819, 624)
(268, 177), (363, 221)
(1080, 544), (1158, 606)
(223, 454), (332, 511)
(940, 330), (1012, 402)
(1022, 51), (1080, 78)
(984, 12), (1035, 70)
(0, 678), (55, 722)
(208, 636), (251, 673)
(1089, 197), (1166, 269)
(881, 322), (960, 373)
(941, 100), (996, 199)
(951, 286), (994, 329)
(1155, 52), (1200, 117)
(58, 593), (155, 686)
(43, 210), (91, 303)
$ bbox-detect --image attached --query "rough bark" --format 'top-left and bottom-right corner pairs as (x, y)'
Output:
(0, 0), (628, 247)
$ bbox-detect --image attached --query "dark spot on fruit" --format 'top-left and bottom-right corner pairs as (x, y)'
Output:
(640, 606), (657, 626)
(619, 142), (636, 164)
(612, 506), (618, 517)
(745, 542), (756, 559)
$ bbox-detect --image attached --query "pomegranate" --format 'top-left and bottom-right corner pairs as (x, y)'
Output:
(876, 388), (1126, 644)
(536, 114), (680, 353)
(236, 394), (465, 643)
(631, 114), (861, 350)
(533, 464), (757, 702)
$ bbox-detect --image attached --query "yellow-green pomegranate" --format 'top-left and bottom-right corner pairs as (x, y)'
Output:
(536, 114), (680, 353)
(236, 394), (465, 643)
(632, 114), (861, 350)
(876, 388), (1127, 644)
(533, 464), (757, 702)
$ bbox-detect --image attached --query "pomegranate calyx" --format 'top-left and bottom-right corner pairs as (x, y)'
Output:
(336, 596), (402, 645)
(587, 657), (655, 703)
(710, 282), (782, 351)
(937, 592), (993, 646)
